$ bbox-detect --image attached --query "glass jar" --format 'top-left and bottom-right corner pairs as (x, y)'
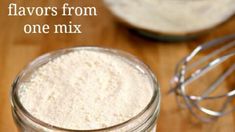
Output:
(10, 47), (161, 132)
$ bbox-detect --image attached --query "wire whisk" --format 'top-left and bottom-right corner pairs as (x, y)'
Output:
(170, 34), (235, 122)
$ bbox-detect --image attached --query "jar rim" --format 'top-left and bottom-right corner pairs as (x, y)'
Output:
(10, 46), (161, 131)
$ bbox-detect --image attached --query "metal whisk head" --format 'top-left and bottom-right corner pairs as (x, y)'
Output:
(170, 34), (235, 122)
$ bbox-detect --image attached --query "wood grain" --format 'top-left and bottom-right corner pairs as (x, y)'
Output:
(0, 1), (235, 132)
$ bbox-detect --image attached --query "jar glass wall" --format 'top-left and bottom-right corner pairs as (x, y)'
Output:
(10, 47), (161, 132)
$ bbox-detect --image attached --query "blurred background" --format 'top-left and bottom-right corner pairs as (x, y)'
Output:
(0, 0), (235, 132)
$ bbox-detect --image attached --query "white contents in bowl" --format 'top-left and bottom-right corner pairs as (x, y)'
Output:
(18, 49), (153, 130)
(104, 0), (235, 35)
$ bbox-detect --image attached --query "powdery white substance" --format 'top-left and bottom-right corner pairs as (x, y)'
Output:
(104, 0), (235, 34)
(18, 50), (153, 130)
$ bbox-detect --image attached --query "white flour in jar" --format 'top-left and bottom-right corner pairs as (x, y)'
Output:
(18, 49), (153, 130)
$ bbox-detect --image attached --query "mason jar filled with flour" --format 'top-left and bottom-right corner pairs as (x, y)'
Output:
(10, 47), (160, 132)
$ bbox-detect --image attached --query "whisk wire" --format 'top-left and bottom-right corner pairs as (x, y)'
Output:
(170, 34), (235, 122)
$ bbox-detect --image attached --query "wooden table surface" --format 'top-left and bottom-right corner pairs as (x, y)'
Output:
(1, 1), (235, 132)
